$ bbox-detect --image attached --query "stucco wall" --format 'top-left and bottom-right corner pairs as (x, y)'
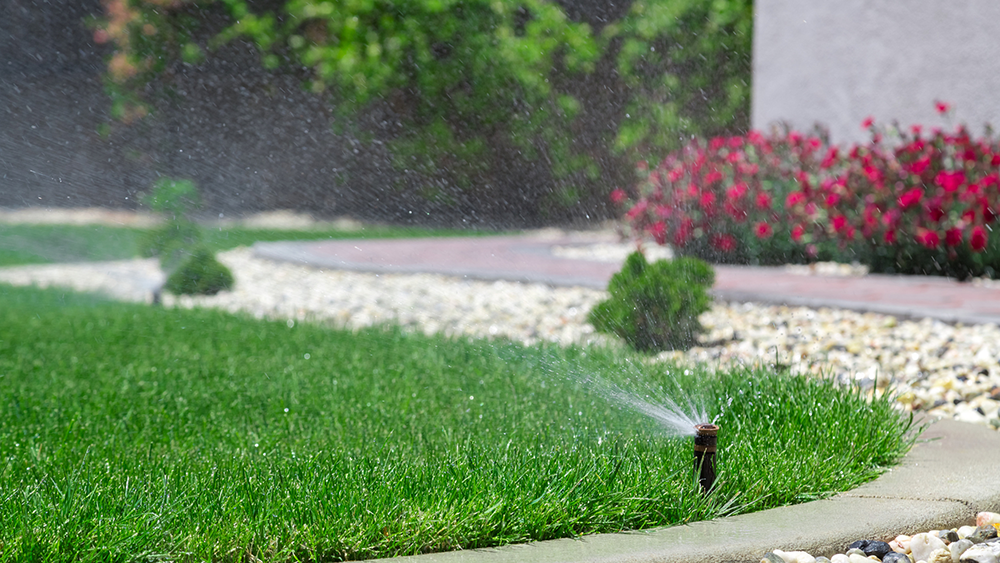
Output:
(752, 0), (1000, 144)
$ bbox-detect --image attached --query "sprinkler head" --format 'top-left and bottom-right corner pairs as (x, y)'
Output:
(693, 423), (718, 494)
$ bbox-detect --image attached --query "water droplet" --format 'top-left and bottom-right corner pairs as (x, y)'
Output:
(287, 319), (295, 328)
(303, 353), (310, 359)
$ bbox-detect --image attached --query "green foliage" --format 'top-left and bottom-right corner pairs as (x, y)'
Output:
(142, 177), (201, 218)
(604, 0), (753, 160)
(94, 0), (752, 220)
(589, 252), (715, 352)
(138, 178), (235, 294)
(164, 246), (235, 295)
(137, 218), (201, 271)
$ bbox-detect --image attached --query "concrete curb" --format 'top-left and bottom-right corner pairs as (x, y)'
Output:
(371, 420), (1000, 563)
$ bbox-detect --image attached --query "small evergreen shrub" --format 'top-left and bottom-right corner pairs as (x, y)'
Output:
(164, 247), (234, 296)
(138, 218), (202, 271)
(589, 252), (714, 353)
(140, 177), (235, 295)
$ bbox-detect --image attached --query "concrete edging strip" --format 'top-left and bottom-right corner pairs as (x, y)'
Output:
(373, 420), (1000, 563)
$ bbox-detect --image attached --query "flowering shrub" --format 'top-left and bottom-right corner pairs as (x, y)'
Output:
(614, 129), (831, 265)
(618, 105), (1000, 279)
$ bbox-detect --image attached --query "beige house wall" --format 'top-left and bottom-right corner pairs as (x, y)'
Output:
(752, 0), (1000, 144)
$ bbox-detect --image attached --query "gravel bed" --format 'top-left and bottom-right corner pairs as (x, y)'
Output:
(765, 512), (1000, 563)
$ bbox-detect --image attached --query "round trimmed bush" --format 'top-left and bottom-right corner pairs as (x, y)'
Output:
(164, 248), (234, 296)
(588, 252), (714, 353)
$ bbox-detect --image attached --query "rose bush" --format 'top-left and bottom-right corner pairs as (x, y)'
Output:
(618, 105), (1000, 279)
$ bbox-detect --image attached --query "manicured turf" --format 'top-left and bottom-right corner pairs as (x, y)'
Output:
(0, 223), (497, 267)
(0, 284), (918, 562)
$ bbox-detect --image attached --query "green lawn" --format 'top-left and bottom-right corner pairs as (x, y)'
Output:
(0, 223), (499, 267)
(0, 283), (918, 562)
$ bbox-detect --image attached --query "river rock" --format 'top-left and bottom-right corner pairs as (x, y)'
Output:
(960, 539), (1000, 563)
(941, 530), (962, 544)
(761, 552), (786, 563)
(848, 539), (893, 559)
(926, 547), (952, 563)
(892, 535), (913, 553)
(830, 554), (850, 563)
(911, 533), (949, 563)
(772, 549), (816, 563)
(961, 527), (980, 539)
(881, 553), (911, 563)
(969, 527), (999, 544)
(847, 553), (872, 563)
(978, 513), (1000, 528)
(952, 539), (975, 561)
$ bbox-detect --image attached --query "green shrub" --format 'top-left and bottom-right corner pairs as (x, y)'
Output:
(138, 218), (201, 270)
(589, 252), (714, 353)
(140, 177), (235, 295)
(164, 247), (234, 296)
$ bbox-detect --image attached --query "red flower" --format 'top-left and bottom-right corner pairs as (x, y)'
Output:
(945, 228), (963, 247)
(711, 234), (737, 252)
(625, 199), (648, 221)
(636, 160), (648, 172)
(863, 164), (883, 184)
(826, 193), (841, 207)
(908, 156), (931, 176)
(935, 170), (966, 193)
(785, 191), (806, 207)
(916, 229), (940, 249)
(861, 116), (875, 129)
(791, 224), (806, 242)
(674, 219), (695, 247)
(609, 188), (627, 204)
(911, 124), (923, 136)
(754, 222), (772, 239)
(667, 167), (685, 182)
(649, 221), (667, 245)
(884, 228), (897, 244)
(699, 191), (716, 210)
(704, 170), (724, 184)
(971, 226), (989, 251)
(755, 192), (772, 210)
(820, 147), (839, 169)
(897, 188), (924, 209)
(726, 182), (748, 200)
(831, 215), (848, 233)
(927, 204), (945, 222)
(934, 101), (951, 115)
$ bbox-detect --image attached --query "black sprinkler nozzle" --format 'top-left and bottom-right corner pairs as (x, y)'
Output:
(693, 423), (718, 494)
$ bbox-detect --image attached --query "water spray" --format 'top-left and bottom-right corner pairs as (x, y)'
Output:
(693, 423), (718, 494)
